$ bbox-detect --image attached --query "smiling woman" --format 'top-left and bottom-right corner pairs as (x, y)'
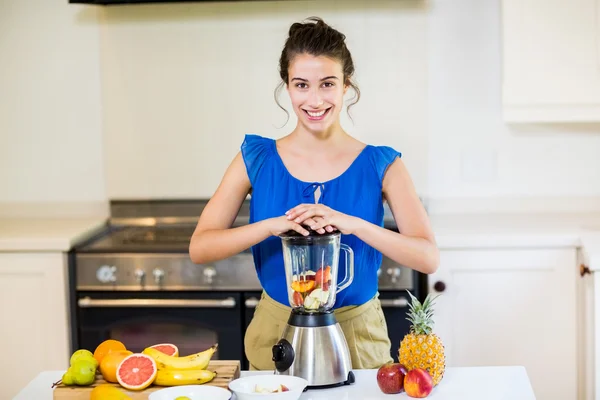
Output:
(189, 16), (439, 371)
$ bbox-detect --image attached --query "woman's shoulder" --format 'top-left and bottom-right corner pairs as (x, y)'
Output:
(241, 133), (274, 148)
(361, 142), (402, 181)
(240, 134), (276, 185)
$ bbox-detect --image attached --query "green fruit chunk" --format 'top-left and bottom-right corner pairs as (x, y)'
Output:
(71, 359), (97, 386)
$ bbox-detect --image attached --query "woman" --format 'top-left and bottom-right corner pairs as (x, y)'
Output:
(190, 17), (439, 371)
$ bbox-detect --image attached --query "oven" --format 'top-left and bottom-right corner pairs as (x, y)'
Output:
(76, 290), (243, 360)
(69, 219), (262, 367)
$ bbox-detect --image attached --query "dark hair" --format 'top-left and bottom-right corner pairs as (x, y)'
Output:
(275, 17), (361, 124)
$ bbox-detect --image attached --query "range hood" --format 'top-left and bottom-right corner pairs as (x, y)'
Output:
(69, 0), (273, 4)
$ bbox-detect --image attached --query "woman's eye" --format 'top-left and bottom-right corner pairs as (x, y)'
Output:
(322, 82), (334, 88)
(296, 83), (308, 89)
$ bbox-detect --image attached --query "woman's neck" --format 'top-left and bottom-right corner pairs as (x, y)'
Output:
(288, 121), (347, 151)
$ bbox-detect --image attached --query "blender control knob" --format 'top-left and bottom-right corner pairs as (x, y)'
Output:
(272, 339), (295, 373)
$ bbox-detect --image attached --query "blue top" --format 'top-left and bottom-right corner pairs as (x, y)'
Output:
(241, 134), (401, 308)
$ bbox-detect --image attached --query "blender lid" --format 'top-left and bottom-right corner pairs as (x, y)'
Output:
(279, 226), (340, 238)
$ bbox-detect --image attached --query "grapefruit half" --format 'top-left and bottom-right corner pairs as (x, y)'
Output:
(149, 343), (179, 357)
(116, 354), (157, 390)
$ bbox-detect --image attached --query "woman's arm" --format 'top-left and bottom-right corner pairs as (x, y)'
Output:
(355, 158), (439, 274)
(189, 152), (309, 264)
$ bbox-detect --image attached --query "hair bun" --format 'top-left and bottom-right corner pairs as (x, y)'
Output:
(288, 16), (328, 37)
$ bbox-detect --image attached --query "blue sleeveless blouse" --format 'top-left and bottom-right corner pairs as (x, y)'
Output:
(241, 134), (401, 308)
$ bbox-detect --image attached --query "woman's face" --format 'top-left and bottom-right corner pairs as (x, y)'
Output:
(286, 53), (348, 133)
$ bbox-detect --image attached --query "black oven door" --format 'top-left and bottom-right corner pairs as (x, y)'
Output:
(75, 291), (243, 362)
(379, 291), (413, 363)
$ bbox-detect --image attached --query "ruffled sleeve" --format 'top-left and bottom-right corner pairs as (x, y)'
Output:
(240, 134), (272, 186)
(370, 146), (402, 182)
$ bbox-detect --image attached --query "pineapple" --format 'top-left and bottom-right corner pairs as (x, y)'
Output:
(398, 290), (446, 386)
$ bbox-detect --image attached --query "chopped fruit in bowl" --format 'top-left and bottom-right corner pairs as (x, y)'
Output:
(229, 375), (308, 400)
(254, 383), (290, 393)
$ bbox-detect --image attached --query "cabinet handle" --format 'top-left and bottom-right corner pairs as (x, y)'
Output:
(433, 281), (446, 292)
(580, 264), (592, 277)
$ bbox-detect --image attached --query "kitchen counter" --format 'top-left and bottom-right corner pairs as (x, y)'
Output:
(429, 212), (600, 249)
(14, 366), (536, 399)
(0, 217), (107, 251)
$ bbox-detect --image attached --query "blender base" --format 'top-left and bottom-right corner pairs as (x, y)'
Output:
(272, 311), (355, 388)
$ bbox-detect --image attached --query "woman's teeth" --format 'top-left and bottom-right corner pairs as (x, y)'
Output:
(307, 110), (326, 117)
(305, 108), (330, 120)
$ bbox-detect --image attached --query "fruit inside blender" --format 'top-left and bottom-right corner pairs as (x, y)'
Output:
(291, 265), (333, 310)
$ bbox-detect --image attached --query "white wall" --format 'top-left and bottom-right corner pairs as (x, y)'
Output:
(0, 0), (106, 205)
(98, 0), (429, 199)
(1, 0), (599, 214)
(427, 0), (600, 208)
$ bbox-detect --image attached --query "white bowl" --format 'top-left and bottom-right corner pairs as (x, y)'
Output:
(148, 385), (232, 400)
(228, 375), (308, 400)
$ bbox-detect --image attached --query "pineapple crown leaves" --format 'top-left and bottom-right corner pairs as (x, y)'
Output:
(405, 290), (440, 335)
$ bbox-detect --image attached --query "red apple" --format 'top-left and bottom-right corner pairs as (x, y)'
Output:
(376, 362), (408, 394)
(404, 368), (433, 398)
(293, 291), (304, 306)
(314, 266), (331, 286)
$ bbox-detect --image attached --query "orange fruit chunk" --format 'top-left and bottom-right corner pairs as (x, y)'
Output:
(291, 280), (316, 293)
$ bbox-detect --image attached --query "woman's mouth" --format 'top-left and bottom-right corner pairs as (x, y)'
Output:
(303, 107), (331, 121)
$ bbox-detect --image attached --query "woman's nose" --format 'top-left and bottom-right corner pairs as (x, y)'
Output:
(308, 90), (324, 108)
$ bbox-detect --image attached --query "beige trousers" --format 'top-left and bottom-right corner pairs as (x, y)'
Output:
(244, 291), (394, 371)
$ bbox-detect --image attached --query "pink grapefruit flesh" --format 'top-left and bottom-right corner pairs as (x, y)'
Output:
(116, 354), (157, 390)
(149, 343), (179, 357)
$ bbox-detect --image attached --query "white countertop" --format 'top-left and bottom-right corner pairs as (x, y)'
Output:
(0, 217), (107, 252)
(14, 367), (536, 400)
(430, 212), (600, 249)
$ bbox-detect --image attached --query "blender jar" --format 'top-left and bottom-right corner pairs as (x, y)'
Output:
(280, 228), (354, 312)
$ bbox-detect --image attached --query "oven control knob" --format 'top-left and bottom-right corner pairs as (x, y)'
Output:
(386, 267), (401, 284)
(203, 266), (217, 284)
(97, 265), (117, 283)
(134, 269), (145, 284)
(153, 268), (165, 285)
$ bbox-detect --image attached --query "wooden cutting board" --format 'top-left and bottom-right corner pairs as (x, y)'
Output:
(52, 360), (240, 399)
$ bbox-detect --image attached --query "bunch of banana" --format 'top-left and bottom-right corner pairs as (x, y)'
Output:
(142, 344), (218, 386)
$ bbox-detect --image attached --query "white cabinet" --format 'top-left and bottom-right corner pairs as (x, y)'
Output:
(429, 248), (578, 400)
(501, 0), (600, 122)
(0, 253), (70, 400)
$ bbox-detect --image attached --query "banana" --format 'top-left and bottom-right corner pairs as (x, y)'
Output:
(154, 369), (216, 386)
(142, 344), (218, 370)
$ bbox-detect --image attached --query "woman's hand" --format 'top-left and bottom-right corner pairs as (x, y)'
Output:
(285, 204), (361, 235)
(265, 215), (311, 237)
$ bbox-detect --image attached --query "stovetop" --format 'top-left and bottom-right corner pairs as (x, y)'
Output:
(76, 225), (197, 253)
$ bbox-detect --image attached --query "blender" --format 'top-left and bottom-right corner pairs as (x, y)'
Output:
(271, 227), (356, 388)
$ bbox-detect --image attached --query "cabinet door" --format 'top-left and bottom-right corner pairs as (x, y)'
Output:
(0, 253), (69, 399)
(502, 0), (600, 122)
(429, 248), (578, 400)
